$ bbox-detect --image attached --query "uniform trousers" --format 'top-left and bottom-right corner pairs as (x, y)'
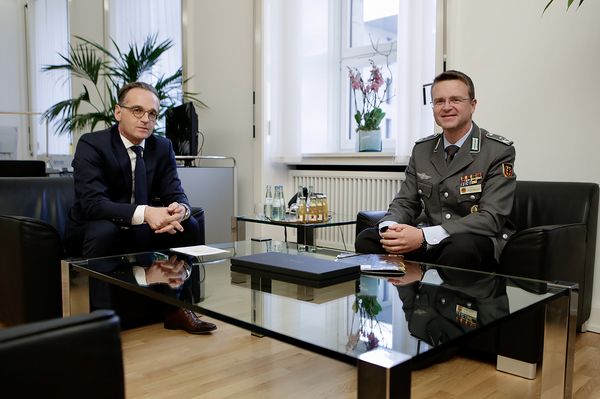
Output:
(355, 227), (497, 273)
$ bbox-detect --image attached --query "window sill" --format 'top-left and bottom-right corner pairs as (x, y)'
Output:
(285, 152), (401, 166)
(280, 152), (408, 171)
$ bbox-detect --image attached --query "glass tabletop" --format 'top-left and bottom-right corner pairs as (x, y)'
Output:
(236, 213), (356, 227)
(68, 241), (569, 366)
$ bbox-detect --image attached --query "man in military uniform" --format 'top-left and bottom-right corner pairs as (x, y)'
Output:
(355, 70), (516, 271)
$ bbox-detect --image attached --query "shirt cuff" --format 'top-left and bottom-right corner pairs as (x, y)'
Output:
(132, 205), (147, 225)
(421, 225), (450, 245)
(377, 221), (395, 236)
(132, 266), (148, 286)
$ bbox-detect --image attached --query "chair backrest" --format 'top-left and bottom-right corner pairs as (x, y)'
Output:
(0, 310), (125, 399)
(511, 180), (599, 273)
(511, 180), (599, 231)
(0, 176), (74, 239)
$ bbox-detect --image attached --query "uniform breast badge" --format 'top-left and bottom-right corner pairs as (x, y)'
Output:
(417, 172), (432, 180)
(459, 172), (483, 195)
(456, 305), (478, 329)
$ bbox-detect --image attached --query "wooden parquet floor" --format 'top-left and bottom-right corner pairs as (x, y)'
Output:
(121, 317), (600, 398)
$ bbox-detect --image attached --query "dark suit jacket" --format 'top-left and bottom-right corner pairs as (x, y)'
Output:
(67, 124), (189, 228)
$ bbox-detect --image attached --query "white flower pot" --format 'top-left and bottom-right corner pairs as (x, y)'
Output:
(356, 129), (382, 152)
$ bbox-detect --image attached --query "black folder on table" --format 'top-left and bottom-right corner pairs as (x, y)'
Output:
(230, 252), (360, 288)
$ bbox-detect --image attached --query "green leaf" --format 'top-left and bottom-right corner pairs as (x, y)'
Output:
(354, 111), (362, 126)
(543, 0), (585, 13)
(362, 108), (386, 130)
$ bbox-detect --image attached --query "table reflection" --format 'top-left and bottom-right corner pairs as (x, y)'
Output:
(390, 261), (509, 347)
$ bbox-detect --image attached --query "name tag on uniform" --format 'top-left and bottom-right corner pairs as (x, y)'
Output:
(460, 172), (483, 195)
(460, 184), (482, 195)
(456, 305), (478, 328)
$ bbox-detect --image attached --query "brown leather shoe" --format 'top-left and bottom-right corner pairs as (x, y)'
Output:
(164, 308), (217, 334)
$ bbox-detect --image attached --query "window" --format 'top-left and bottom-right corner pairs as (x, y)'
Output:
(27, 0), (71, 156)
(263, 0), (436, 161)
(341, 0), (398, 151)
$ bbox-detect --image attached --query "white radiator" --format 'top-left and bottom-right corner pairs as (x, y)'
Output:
(289, 170), (404, 250)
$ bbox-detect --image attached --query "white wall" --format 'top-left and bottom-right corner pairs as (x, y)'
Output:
(183, 0), (255, 213)
(445, 0), (600, 330)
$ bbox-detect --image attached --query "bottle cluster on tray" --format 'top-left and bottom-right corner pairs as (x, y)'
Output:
(263, 184), (329, 223)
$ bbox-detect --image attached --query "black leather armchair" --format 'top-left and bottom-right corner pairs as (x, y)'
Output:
(0, 310), (125, 399)
(0, 176), (74, 326)
(0, 175), (206, 326)
(355, 180), (599, 330)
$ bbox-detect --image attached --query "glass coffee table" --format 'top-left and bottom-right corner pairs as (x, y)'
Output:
(61, 241), (576, 399)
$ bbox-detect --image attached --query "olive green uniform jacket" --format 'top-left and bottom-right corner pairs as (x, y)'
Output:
(381, 122), (516, 259)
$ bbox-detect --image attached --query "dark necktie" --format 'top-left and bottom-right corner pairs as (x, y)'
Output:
(131, 145), (148, 205)
(445, 145), (460, 165)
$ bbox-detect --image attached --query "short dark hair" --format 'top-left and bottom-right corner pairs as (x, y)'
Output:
(432, 70), (475, 100)
(117, 82), (159, 104)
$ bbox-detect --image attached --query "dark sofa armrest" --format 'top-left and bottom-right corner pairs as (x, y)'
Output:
(356, 210), (386, 237)
(0, 215), (63, 325)
(499, 223), (587, 283)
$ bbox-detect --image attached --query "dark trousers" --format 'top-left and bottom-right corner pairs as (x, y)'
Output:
(65, 217), (203, 327)
(355, 227), (497, 273)
(66, 217), (202, 259)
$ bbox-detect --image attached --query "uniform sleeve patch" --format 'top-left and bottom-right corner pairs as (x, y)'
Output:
(502, 163), (514, 178)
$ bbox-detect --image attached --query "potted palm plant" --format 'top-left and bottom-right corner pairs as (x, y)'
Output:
(42, 33), (205, 136)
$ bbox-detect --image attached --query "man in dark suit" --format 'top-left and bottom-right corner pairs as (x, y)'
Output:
(65, 81), (216, 334)
(356, 70), (517, 271)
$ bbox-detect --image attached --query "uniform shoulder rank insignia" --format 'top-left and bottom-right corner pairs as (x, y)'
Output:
(415, 133), (441, 144)
(485, 132), (513, 146)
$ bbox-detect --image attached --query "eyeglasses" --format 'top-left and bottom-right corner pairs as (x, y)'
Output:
(432, 97), (473, 109)
(119, 104), (159, 122)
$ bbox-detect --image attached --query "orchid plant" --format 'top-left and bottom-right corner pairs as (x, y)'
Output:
(346, 294), (383, 352)
(347, 59), (391, 132)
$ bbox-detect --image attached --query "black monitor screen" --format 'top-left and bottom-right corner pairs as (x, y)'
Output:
(165, 102), (198, 156)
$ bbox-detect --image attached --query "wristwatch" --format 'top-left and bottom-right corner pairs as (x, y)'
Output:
(182, 204), (191, 221)
(419, 229), (427, 251)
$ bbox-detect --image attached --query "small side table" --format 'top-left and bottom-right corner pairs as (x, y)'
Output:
(234, 214), (356, 246)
